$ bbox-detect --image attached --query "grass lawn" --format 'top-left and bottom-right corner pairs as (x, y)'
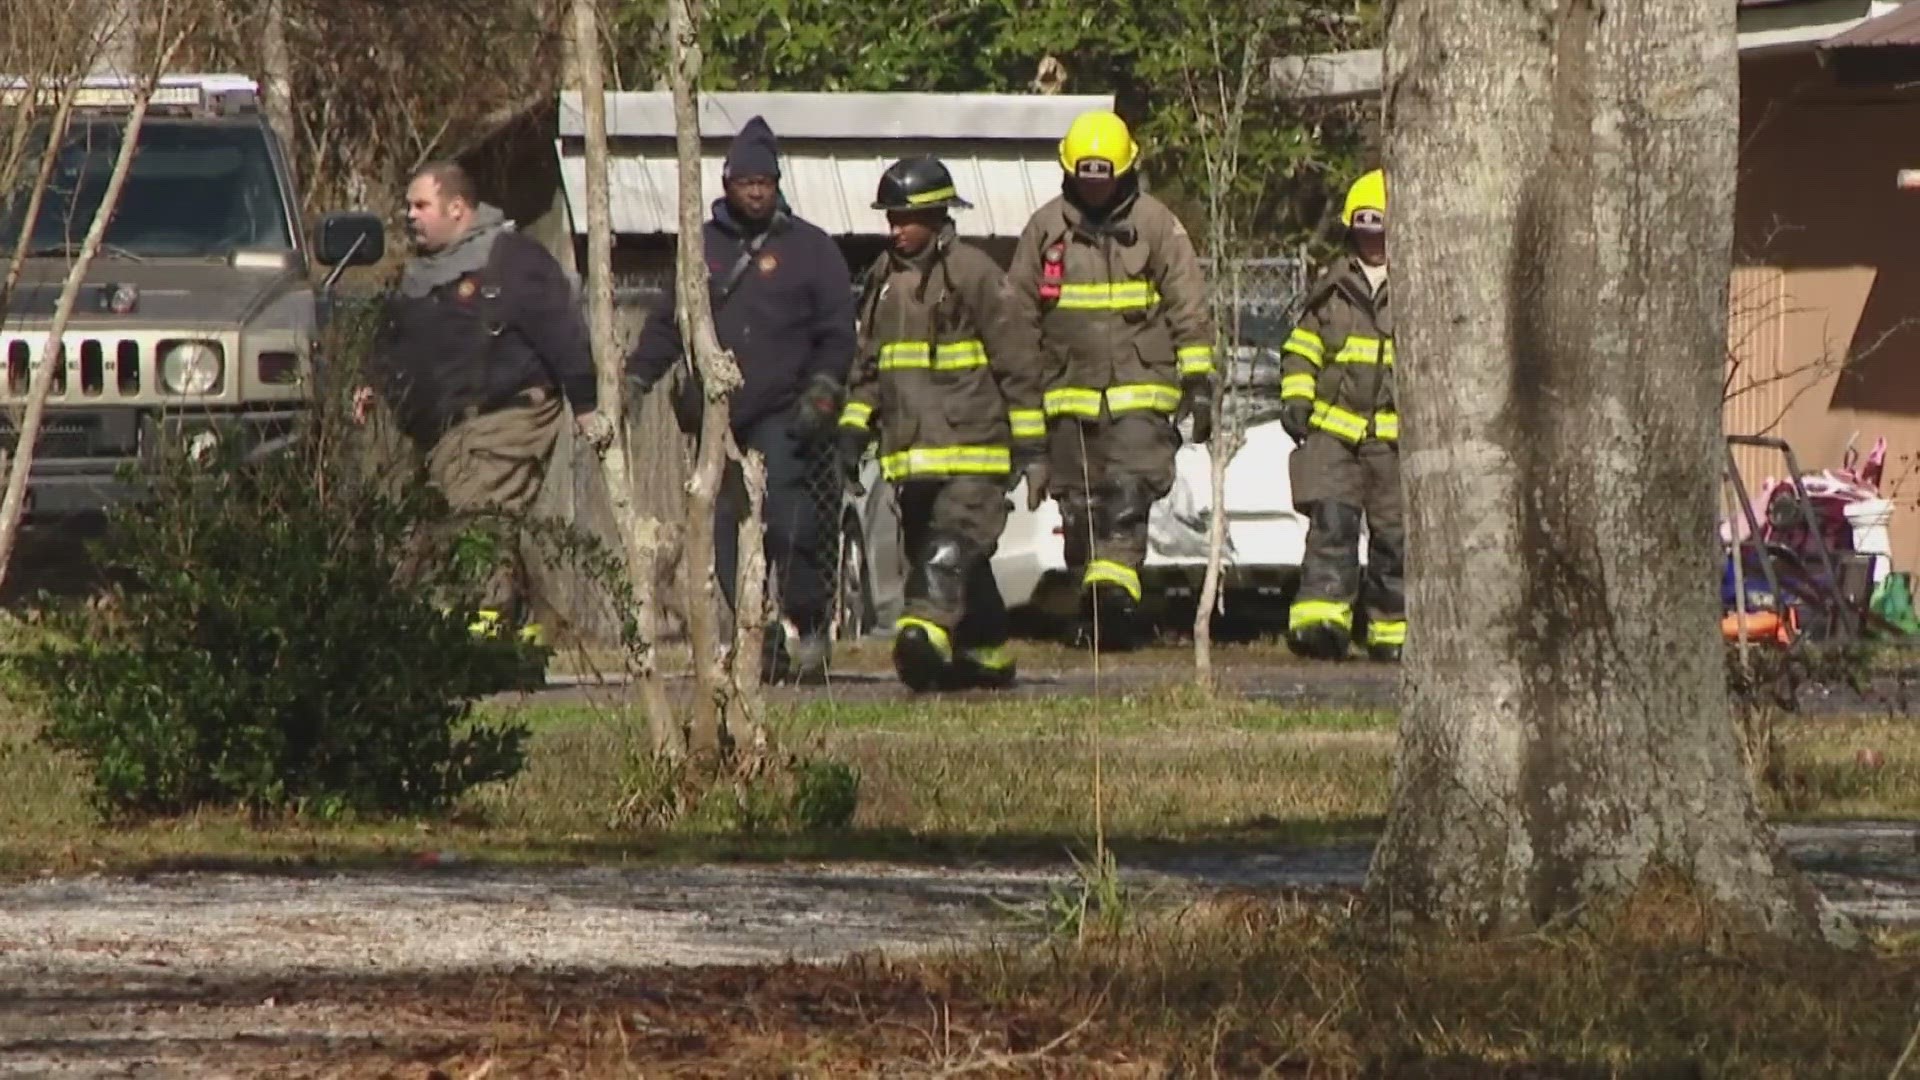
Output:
(6, 677), (1920, 1075)
(2, 676), (1916, 876)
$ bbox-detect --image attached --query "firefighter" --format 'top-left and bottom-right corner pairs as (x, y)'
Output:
(1002, 109), (1216, 649)
(836, 156), (1045, 691)
(1279, 168), (1403, 661)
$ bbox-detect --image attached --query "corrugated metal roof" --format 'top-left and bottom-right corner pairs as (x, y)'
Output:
(554, 91), (1113, 238)
(557, 91), (1112, 141)
(1824, 0), (1920, 46)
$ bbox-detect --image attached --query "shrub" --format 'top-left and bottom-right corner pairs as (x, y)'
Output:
(614, 752), (862, 834)
(5, 327), (551, 817)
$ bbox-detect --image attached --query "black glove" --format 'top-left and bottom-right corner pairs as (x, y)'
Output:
(1177, 377), (1214, 445)
(1281, 399), (1313, 445)
(792, 374), (843, 441)
(1010, 441), (1050, 511)
(836, 429), (871, 495)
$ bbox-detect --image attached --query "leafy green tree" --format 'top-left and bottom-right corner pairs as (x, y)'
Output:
(610, 0), (1379, 249)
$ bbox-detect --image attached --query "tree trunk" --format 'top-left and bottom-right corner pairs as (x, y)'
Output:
(1188, 12), (1266, 692)
(571, 0), (684, 754)
(664, 0), (751, 766)
(259, 0), (298, 191)
(1367, 0), (1846, 943)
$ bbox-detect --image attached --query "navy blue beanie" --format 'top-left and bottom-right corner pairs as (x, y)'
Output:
(724, 116), (781, 181)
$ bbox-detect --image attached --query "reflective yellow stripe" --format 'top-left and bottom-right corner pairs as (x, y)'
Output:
(1334, 335), (1388, 366)
(880, 444), (1011, 480)
(1044, 387), (1104, 418)
(1105, 383), (1182, 414)
(1283, 328), (1326, 368)
(1280, 373), (1317, 402)
(1289, 599), (1353, 633)
(1366, 619), (1406, 647)
(895, 616), (953, 659)
(1083, 559), (1142, 602)
(906, 185), (957, 206)
(1009, 409), (1046, 440)
(1310, 401), (1369, 442)
(965, 644), (1012, 671)
(1055, 281), (1160, 311)
(877, 340), (988, 371)
(1309, 402), (1397, 444)
(1043, 384), (1182, 418)
(838, 401), (873, 430)
(1177, 344), (1214, 378)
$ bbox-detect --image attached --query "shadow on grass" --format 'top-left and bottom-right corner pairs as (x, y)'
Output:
(5, 890), (1917, 1078)
(9, 814), (1384, 884)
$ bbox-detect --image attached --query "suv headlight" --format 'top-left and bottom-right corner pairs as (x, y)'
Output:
(160, 341), (223, 395)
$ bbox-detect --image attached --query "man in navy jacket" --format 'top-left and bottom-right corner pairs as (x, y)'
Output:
(626, 115), (857, 682)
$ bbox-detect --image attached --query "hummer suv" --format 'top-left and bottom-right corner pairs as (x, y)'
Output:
(0, 73), (384, 516)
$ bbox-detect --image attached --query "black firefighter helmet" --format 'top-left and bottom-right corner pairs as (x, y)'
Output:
(873, 156), (973, 211)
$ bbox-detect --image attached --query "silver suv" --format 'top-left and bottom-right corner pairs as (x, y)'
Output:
(0, 73), (383, 516)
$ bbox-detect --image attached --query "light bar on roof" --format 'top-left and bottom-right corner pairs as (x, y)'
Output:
(0, 81), (205, 110)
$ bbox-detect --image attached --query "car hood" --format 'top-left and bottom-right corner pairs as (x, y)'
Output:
(3, 261), (305, 329)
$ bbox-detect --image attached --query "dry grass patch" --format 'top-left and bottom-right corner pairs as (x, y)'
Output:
(213, 881), (1920, 1077)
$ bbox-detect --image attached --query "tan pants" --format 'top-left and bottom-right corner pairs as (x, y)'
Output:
(417, 391), (565, 614)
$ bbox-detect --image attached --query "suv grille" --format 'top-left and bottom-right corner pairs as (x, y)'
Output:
(2, 337), (143, 400)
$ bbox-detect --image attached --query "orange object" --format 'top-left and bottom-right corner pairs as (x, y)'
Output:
(1721, 608), (1796, 646)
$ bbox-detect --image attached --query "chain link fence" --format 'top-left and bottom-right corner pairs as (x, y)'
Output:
(591, 254), (1320, 644)
(310, 257), (1318, 648)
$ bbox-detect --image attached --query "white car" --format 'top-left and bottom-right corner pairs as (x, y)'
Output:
(832, 312), (1365, 637)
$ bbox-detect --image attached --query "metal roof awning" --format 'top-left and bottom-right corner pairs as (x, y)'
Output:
(555, 91), (1113, 238)
(1271, 0), (1906, 102)
(1818, 0), (1920, 82)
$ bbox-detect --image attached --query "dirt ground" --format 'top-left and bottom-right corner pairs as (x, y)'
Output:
(3, 823), (1918, 1077)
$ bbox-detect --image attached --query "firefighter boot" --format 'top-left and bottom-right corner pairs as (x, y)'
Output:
(1367, 642), (1402, 663)
(892, 619), (953, 692)
(949, 644), (1017, 690)
(1287, 501), (1365, 661)
(1079, 578), (1142, 652)
(895, 534), (972, 692)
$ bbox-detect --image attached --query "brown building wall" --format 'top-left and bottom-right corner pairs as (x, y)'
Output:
(1734, 50), (1920, 571)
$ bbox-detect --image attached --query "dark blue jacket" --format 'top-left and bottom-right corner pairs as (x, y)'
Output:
(626, 200), (857, 434)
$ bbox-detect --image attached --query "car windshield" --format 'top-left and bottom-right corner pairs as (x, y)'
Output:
(0, 119), (291, 259)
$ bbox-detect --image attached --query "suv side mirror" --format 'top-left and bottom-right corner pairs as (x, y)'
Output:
(313, 212), (385, 268)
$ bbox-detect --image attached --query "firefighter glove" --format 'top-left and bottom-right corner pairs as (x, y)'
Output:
(1011, 442), (1050, 511)
(1281, 399), (1313, 445)
(1178, 376), (1214, 445)
(793, 374), (844, 441)
(836, 428), (870, 496)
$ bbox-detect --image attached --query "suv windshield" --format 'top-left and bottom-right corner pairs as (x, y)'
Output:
(0, 119), (291, 259)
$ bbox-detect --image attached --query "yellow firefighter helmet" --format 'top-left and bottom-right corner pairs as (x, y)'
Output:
(1342, 168), (1386, 230)
(1058, 109), (1139, 178)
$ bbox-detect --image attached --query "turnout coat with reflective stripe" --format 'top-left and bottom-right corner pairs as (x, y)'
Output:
(838, 232), (1043, 481)
(1280, 259), (1396, 444)
(1001, 187), (1215, 420)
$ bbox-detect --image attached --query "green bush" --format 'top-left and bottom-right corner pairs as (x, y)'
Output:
(5, 341), (551, 817)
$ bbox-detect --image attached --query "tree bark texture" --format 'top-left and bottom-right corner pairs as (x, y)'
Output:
(1368, 0), (1844, 943)
(570, 0), (684, 754)
(666, 0), (749, 764)
(259, 0), (298, 190)
(725, 444), (771, 755)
